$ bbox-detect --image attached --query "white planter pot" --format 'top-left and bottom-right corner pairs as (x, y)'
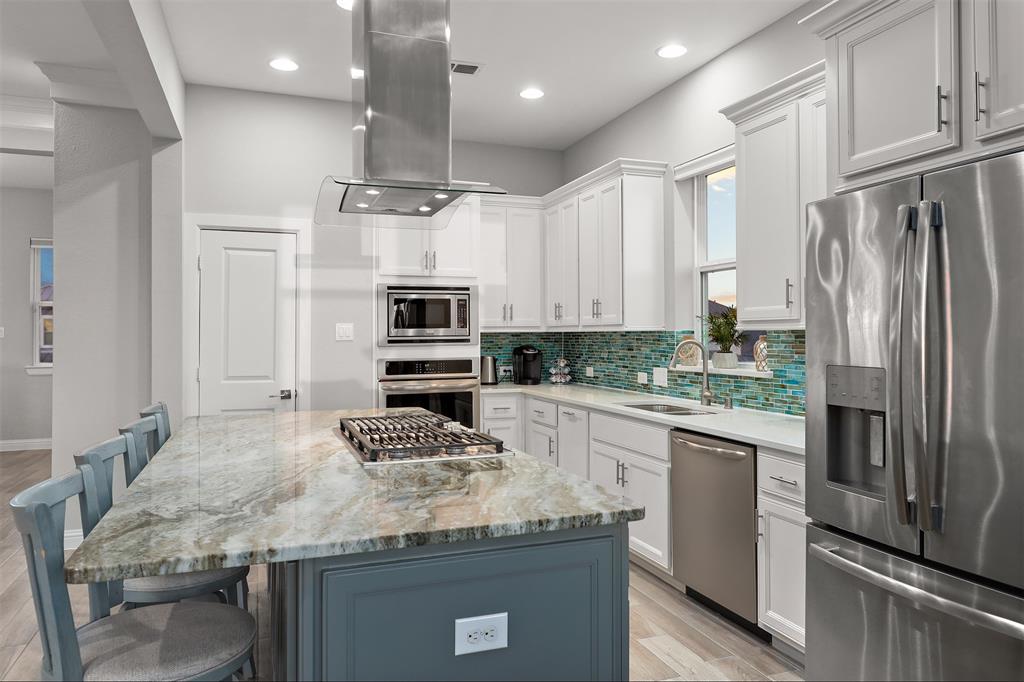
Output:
(712, 351), (738, 369)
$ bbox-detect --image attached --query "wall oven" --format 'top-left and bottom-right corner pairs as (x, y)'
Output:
(377, 358), (480, 428)
(377, 284), (477, 346)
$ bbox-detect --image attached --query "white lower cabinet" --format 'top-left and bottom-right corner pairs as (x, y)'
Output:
(527, 422), (558, 467)
(756, 451), (808, 650)
(481, 394), (521, 451)
(589, 415), (671, 571)
(556, 405), (589, 479)
(485, 419), (520, 451)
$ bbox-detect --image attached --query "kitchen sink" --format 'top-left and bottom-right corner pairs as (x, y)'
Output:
(621, 403), (711, 416)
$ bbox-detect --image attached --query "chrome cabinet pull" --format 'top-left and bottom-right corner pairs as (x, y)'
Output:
(533, 409), (544, 416)
(785, 278), (794, 308)
(509, 303), (514, 322)
(620, 463), (628, 486)
(769, 474), (799, 487)
(936, 85), (949, 132)
(756, 511), (764, 539)
(423, 250), (429, 271)
(809, 543), (1024, 641)
(558, 302), (562, 320)
(974, 71), (987, 123)
(615, 461), (623, 485)
(431, 250), (437, 271)
(887, 204), (917, 526)
(492, 406), (511, 411)
(597, 299), (602, 318)
(560, 409), (575, 417)
(502, 303), (507, 322)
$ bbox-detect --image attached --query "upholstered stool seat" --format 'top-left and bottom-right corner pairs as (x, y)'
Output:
(123, 566), (249, 603)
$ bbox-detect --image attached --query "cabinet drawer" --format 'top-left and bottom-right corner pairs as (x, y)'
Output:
(526, 398), (557, 427)
(757, 453), (805, 504)
(590, 414), (669, 462)
(483, 394), (518, 419)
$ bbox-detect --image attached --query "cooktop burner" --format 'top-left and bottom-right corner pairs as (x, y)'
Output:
(337, 411), (508, 465)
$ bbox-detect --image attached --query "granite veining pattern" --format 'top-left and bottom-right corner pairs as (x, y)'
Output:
(64, 408), (644, 584)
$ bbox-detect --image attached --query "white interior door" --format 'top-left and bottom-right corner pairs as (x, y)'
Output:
(199, 229), (297, 415)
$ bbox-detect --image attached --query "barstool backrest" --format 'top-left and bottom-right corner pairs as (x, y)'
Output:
(9, 467), (104, 680)
(139, 402), (170, 449)
(118, 416), (162, 467)
(73, 434), (142, 523)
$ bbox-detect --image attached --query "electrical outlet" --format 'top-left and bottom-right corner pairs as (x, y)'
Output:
(653, 367), (668, 387)
(454, 612), (508, 656)
(499, 365), (513, 377)
(637, 372), (649, 385)
(585, 366), (594, 377)
(0, 326), (5, 339)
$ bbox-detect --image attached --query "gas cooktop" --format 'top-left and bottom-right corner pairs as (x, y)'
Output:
(336, 411), (508, 465)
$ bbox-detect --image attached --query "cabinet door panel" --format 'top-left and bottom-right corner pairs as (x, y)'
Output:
(479, 206), (508, 328)
(578, 189), (601, 326)
(589, 443), (623, 494)
(377, 227), (430, 276)
(597, 180), (623, 326)
(837, 0), (958, 175)
(558, 199), (580, 327)
(557, 406), (589, 479)
(757, 496), (808, 647)
(622, 452), (670, 570)
(484, 419), (520, 451)
(973, 0), (1024, 140)
(543, 206), (562, 326)
(430, 198), (478, 278)
(506, 208), (543, 328)
(736, 102), (802, 324)
(527, 423), (558, 467)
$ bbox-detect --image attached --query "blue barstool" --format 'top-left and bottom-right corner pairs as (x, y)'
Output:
(117, 415), (162, 468)
(9, 466), (256, 681)
(139, 401), (170, 450)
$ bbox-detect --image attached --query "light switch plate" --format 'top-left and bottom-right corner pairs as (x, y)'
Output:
(637, 372), (649, 385)
(0, 326), (5, 339)
(454, 612), (508, 656)
(653, 367), (668, 387)
(585, 366), (594, 377)
(335, 323), (354, 341)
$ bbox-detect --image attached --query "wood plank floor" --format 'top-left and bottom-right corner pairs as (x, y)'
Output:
(1, 450), (803, 681)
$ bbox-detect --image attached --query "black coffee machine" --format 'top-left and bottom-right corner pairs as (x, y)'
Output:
(512, 345), (542, 385)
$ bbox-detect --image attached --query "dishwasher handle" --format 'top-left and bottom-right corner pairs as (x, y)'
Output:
(672, 435), (748, 461)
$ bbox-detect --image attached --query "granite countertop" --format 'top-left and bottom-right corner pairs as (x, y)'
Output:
(64, 408), (644, 584)
(482, 383), (805, 456)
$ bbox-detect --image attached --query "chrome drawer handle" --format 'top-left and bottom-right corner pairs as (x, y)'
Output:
(492, 406), (511, 411)
(533, 409), (544, 416)
(769, 474), (799, 487)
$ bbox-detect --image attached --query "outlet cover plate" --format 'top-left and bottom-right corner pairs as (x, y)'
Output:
(454, 612), (508, 656)
(585, 366), (594, 377)
(335, 323), (354, 341)
(653, 367), (668, 387)
(637, 371), (649, 385)
(498, 365), (513, 377)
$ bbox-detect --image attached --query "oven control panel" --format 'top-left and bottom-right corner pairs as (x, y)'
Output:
(383, 359), (475, 377)
(457, 299), (468, 329)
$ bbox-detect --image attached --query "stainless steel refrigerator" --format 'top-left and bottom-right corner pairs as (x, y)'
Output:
(805, 150), (1024, 680)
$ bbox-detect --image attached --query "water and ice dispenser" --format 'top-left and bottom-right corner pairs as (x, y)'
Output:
(825, 365), (887, 498)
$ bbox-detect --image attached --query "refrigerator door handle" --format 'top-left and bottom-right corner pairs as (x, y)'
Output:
(887, 204), (917, 525)
(809, 542), (1024, 641)
(929, 201), (953, 532)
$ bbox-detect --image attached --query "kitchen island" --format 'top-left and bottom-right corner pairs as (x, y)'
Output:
(65, 408), (643, 680)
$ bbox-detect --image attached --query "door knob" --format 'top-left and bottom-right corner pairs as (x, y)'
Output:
(270, 389), (293, 399)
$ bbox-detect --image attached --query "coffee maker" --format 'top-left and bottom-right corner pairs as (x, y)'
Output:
(512, 345), (542, 385)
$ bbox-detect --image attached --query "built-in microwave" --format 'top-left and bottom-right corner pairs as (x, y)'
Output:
(377, 284), (478, 346)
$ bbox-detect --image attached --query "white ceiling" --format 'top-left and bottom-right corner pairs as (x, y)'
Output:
(0, 153), (53, 190)
(0, 0), (113, 99)
(160, 0), (805, 150)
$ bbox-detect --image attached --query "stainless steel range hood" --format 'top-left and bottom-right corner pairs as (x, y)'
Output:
(314, 0), (505, 227)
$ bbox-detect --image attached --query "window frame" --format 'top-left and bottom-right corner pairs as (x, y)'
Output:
(693, 156), (738, 346)
(29, 238), (53, 371)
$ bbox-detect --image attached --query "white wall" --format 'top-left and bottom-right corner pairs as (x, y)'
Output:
(51, 103), (152, 519)
(0, 188), (53, 443)
(183, 85), (565, 410)
(563, 4), (824, 179)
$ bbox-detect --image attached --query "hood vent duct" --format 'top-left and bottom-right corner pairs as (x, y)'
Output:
(315, 0), (505, 227)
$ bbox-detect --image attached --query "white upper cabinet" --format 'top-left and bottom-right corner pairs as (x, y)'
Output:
(544, 199), (580, 327)
(722, 62), (826, 329)
(833, 0), (959, 177)
(378, 197), (479, 278)
(479, 199), (543, 330)
(971, 0), (1024, 140)
(578, 179), (623, 326)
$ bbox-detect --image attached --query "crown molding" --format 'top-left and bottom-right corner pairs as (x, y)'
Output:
(798, 0), (892, 38)
(673, 145), (736, 182)
(720, 60), (826, 124)
(478, 194), (545, 209)
(34, 62), (134, 111)
(543, 158), (669, 205)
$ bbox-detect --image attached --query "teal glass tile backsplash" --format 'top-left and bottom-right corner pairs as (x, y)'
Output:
(481, 330), (806, 416)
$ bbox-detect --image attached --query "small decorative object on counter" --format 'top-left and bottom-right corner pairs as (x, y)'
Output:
(702, 307), (744, 370)
(676, 334), (700, 367)
(549, 357), (572, 384)
(754, 335), (769, 372)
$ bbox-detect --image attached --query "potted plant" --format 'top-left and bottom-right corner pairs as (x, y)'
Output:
(702, 307), (744, 369)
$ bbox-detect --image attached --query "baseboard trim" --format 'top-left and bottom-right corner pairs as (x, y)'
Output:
(0, 438), (52, 452)
(64, 529), (83, 550)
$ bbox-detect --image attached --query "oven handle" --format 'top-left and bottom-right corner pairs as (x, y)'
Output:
(379, 379), (480, 393)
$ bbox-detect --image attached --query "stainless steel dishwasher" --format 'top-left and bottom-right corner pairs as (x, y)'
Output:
(671, 429), (757, 624)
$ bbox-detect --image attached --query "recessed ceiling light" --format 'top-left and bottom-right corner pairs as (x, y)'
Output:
(656, 43), (687, 59)
(365, 189), (380, 195)
(356, 202), (369, 208)
(350, 67), (364, 79)
(434, 193), (448, 199)
(336, 0), (354, 9)
(418, 206), (431, 212)
(269, 57), (299, 72)
(519, 87), (544, 100)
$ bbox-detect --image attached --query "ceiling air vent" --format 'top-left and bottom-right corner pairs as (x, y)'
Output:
(450, 61), (482, 75)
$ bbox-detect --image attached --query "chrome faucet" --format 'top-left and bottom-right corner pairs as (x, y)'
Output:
(671, 339), (715, 407)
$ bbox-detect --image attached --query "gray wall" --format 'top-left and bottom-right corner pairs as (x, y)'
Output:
(51, 103), (153, 519)
(563, 4), (824, 179)
(0, 188), (54, 443)
(183, 85), (566, 410)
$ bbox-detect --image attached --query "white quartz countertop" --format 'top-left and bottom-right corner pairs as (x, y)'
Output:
(482, 384), (805, 456)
